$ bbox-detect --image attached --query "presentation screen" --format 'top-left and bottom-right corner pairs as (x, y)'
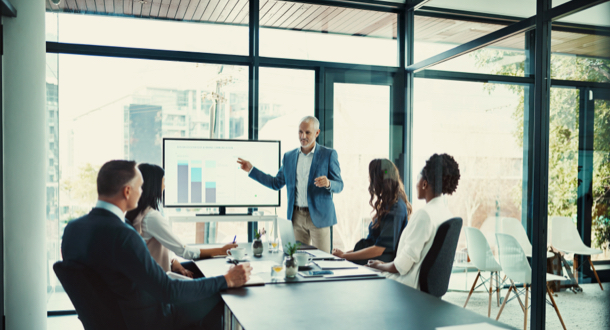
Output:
(163, 138), (281, 208)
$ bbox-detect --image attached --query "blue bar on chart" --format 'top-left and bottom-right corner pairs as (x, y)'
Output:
(205, 182), (216, 203)
(177, 160), (189, 203)
(191, 161), (202, 204)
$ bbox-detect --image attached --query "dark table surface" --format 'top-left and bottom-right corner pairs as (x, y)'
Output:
(221, 278), (515, 330)
(194, 243), (514, 330)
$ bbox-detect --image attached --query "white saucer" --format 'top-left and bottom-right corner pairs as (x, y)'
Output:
(226, 256), (249, 263)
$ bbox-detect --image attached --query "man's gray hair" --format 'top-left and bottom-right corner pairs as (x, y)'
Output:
(299, 116), (320, 130)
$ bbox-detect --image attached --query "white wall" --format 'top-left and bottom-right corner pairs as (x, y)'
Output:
(3, 0), (47, 328)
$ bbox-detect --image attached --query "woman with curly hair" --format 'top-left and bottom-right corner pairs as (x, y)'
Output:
(368, 153), (460, 289)
(331, 159), (412, 265)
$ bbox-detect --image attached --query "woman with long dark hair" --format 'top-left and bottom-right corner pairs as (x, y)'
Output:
(331, 159), (412, 265)
(368, 153), (460, 289)
(125, 163), (237, 278)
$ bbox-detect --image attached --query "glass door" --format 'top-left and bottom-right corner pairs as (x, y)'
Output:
(322, 70), (401, 252)
(579, 89), (610, 262)
(579, 88), (610, 281)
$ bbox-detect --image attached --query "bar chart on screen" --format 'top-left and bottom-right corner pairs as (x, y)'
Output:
(164, 138), (280, 208)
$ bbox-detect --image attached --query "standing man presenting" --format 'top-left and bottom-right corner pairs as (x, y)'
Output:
(237, 116), (343, 253)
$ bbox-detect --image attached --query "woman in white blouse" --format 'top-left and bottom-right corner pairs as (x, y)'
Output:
(367, 153), (460, 289)
(125, 163), (237, 278)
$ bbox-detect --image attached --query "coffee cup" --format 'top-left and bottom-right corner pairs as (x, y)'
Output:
(227, 247), (246, 260)
(294, 252), (312, 266)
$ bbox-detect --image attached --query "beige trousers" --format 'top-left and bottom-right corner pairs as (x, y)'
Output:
(292, 208), (331, 253)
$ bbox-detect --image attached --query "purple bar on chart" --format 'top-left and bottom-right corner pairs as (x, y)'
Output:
(191, 182), (202, 203)
(177, 161), (188, 203)
(191, 163), (202, 203)
(205, 182), (216, 203)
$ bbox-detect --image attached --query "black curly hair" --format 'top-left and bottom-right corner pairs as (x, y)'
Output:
(420, 154), (460, 196)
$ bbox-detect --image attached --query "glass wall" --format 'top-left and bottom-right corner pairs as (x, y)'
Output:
(257, 67), (316, 234)
(45, 11), (249, 55)
(259, 0), (397, 66)
(46, 54), (249, 311)
(413, 78), (524, 254)
(593, 96), (610, 261)
(415, 16), (526, 76)
(332, 83), (391, 251)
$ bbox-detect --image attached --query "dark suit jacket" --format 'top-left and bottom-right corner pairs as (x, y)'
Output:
(249, 144), (343, 228)
(62, 208), (227, 329)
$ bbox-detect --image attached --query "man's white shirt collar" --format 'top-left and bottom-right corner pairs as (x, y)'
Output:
(299, 143), (317, 156)
(96, 200), (126, 222)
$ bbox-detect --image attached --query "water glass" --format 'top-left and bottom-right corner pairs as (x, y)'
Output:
(271, 263), (284, 281)
(269, 238), (280, 253)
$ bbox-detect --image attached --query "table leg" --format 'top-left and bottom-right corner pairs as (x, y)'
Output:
(573, 255), (579, 285)
(224, 305), (244, 330)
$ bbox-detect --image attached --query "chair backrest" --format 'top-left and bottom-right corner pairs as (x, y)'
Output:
(53, 261), (128, 330)
(495, 233), (531, 284)
(419, 217), (463, 298)
(464, 227), (502, 272)
(550, 216), (588, 252)
(497, 217), (533, 257)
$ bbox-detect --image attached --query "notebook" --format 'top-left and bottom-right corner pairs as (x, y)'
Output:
(313, 260), (359, 270)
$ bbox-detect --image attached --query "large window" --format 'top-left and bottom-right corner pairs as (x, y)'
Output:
(260, 1), (397, 66)
(46, 55), (248, 311)
(413, 78), (524, 256)
(45, 10), (249, 55)
(332, 83), (391, 251)
(257, 67), (316, 232)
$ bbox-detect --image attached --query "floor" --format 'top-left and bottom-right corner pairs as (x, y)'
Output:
(47, 272), (610, 330)
(443, 272), (610, 330)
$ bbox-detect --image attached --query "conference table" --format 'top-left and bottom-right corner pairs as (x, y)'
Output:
(193, 244), (514, 330)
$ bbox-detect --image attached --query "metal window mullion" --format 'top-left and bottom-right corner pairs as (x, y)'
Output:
(577, 87), (595, 279)
(248, 0), (260, 242)
(403, 6), (414, 202)
(530, 0), (552, 328)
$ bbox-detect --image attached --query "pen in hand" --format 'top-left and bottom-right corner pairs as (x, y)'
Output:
(232, 235), (236, 244)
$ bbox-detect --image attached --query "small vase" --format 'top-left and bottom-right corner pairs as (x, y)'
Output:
(285, 256), (298, 278)
(252, 239), (263, 257)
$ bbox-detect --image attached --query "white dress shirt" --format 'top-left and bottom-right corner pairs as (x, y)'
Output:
(140, 208), (200, 260)
(384, 196), (453, 289)
(295, 143), (316, 207)
(95, 200), (125, 222)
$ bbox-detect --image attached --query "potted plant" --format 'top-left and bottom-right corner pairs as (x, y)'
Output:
(284, 242), (301, 278)
(252, 228), (266, 257)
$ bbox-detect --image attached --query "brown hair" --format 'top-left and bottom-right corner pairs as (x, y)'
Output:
(368, 159), (412, 228)
(97, 160), (138, 197)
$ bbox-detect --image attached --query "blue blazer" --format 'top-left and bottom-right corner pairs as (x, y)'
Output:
(62, 208), (227, 329)
(249, 144), (343, 228)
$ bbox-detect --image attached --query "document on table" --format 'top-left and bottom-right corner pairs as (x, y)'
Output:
(324, 267), (381, 278)
(436, 322), (508, 330)
(314, 260), (358, 270)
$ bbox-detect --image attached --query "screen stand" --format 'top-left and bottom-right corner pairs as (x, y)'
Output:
(196, 207), (254, 216)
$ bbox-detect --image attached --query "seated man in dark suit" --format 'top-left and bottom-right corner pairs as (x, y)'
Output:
(62, 160), (252, 330)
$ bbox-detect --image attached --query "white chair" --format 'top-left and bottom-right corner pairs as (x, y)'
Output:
(495, 233), (567, 330)
(497, 217), (554, 259)
(463, 227), (503, 317)
(550, 216), (603, 290)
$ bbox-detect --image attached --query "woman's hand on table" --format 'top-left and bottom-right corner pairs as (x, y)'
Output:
(366, 260), (384, 270)
(331, 248), (345, 258)
(224, 263), (253, 288)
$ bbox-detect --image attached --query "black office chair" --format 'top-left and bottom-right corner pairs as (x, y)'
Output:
(53, 261), (129, 330)
(419, 217), (463, 298)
